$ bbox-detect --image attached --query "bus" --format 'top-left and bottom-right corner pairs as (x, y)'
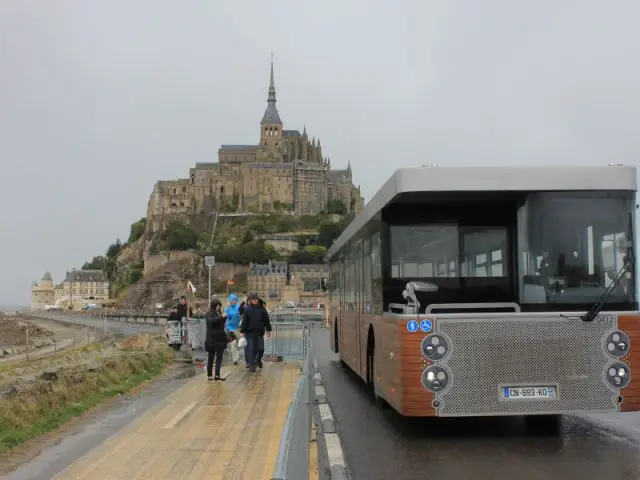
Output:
(327, 165), (638, 425)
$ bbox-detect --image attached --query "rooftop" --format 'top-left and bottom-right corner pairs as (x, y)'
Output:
(65, 269), (108, 283)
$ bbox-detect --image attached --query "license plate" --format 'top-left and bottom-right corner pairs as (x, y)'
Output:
(502, 385), (557, 400)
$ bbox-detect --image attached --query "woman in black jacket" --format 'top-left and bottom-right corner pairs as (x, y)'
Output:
(205, 298), (228, 381)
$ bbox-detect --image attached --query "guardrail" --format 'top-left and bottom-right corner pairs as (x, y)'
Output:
(272, 325), (314, 480)
(31, 310), (316, 361)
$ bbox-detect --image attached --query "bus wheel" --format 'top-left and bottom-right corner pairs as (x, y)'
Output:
(368, 331), (388, 409)
(525, 414), (561, 435)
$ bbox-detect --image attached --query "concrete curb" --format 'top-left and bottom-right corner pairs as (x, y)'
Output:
(313, 359), (349, 480)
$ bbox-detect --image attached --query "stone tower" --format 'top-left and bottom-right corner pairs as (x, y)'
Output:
(31, 272), (54, 311)
(259, 56), (283, 159)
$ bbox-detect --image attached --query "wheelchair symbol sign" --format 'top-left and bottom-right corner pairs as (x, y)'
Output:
(420, 319), (433, 333)
(407, 320), (419, 333)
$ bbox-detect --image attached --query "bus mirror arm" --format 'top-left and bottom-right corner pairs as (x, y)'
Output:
(403, 282), (439, 315)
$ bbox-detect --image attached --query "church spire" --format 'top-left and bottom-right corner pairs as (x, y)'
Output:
(261, 54), (281, 125)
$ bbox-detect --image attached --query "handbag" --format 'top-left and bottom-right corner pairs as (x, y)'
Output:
(226, 331), (237, 344)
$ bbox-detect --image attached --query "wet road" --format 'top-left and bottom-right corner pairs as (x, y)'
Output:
(311, 328), (640, 480)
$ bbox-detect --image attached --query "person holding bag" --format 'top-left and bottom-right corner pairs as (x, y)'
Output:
(205, 298), (227, 381)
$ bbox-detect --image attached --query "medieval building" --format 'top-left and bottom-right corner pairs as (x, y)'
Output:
(146, 60), (363, 232)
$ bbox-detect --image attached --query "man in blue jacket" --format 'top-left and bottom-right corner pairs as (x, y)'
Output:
(224, 293), (242, 365)
(240, 293), (272, 372)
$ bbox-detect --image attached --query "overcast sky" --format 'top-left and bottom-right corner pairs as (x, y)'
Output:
(1, 0), (639, 305)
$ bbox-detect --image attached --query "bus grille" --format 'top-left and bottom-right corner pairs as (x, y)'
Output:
(434, 315), (619, 416)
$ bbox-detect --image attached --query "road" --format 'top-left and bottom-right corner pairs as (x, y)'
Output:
(2, 366), (199, 479)
(311, 328), (640, 480)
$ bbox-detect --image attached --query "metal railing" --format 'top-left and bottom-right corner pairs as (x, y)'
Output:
(272, 325), (314, 480)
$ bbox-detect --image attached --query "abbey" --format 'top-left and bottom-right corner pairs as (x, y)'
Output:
(146, 60), (363, 227)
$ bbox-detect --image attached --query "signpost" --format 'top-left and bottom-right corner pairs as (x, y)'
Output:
(205, 256), (216, 302)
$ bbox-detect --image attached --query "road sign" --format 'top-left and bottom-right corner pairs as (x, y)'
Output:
(205, 256), (215, 268)
(420, 319), (432, 333)
(407, 319), (419, 333)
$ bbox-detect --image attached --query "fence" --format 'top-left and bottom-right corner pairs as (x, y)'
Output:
(272, 325), (314, 480)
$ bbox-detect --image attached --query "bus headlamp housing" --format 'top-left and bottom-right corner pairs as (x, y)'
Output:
(421, 334), (449, 361)
(606, 362), (631, 389)
(422, 365), (450, 393)
(604, 331), (630, 358)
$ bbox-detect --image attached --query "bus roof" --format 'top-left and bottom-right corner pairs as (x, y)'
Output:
(328, 164), (636, 258)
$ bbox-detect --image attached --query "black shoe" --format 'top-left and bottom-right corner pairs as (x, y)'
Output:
(214, 375), (225, 381)
(248, 366), (256, 372)
(257, 359), (263, 369)
(233, 361), (238, 366)
(246, 363), (251, 368)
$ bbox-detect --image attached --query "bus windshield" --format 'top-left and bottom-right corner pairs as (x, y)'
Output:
(518, 191), (636, 308)
(386, 191), (636, 311)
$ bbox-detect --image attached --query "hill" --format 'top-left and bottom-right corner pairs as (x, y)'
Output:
(81, 208), (353, 311)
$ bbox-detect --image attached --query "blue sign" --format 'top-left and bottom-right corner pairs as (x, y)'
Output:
(420, 319), (433, 333)
(407, 320), (419, 333)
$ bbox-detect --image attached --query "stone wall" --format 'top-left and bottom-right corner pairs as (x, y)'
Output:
(143, 250), (200, 276)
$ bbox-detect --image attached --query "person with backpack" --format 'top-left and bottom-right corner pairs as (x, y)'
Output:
(240, 293), (272, 372)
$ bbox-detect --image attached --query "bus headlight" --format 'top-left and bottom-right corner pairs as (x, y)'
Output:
(422, 365), (450, 393)
(606, 362), (631, 389)
(421, 334), (449, 361)
(605, 331), (630, 357)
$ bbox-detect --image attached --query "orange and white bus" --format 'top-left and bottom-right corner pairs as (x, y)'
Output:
(327, 165), (638, 427)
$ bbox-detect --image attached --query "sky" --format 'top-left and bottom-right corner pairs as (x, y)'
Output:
(1, 0), (639, 305)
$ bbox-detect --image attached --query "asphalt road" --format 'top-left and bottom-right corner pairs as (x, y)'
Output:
(311, 328), (640, 480)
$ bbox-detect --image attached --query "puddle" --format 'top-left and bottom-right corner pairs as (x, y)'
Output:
(174, 367), (198, 379)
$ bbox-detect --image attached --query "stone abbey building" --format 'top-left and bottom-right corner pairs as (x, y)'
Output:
(146, 60), (363, 228)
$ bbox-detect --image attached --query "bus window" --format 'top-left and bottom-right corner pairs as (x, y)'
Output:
(390, 225), (508, 278)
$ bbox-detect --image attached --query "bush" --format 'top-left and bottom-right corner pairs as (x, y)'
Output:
(327, 199), (347, 215)
(127, 218), (146, 244)
(317, 221), (344, 248)
(288, 246), (327, 264)
(206, 240), (282, 265)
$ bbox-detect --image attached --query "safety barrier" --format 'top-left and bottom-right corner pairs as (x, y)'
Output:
(272, 325), (314, 480)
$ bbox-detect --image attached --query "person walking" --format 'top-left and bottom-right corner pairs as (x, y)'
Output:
(240, 293), (272, 372)
(205, 298), (227, 381)
(239, 296), (250, 366)
(224, 293), (242, 365)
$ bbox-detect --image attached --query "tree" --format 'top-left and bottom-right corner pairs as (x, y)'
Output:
(327, 199), (347, 215)
(289, 246), (327, 264)
(127, 217), (147, 244)
(106, 239), (122, 259)
(317, 221), (344, 248)
(164, 221), (198, 251)
(82, 256), (106, 271)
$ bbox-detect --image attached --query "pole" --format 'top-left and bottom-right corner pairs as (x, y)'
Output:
(208, 266), (212, 303)
(184, 281), (191, 358)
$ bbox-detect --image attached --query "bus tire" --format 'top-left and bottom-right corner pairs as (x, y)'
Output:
(367, 328), (388, 409)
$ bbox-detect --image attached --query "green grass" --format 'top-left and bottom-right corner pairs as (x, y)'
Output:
(0, 343), (173, 454)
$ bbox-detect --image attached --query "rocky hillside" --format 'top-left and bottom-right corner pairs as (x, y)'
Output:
(81, 207), (354, 311)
